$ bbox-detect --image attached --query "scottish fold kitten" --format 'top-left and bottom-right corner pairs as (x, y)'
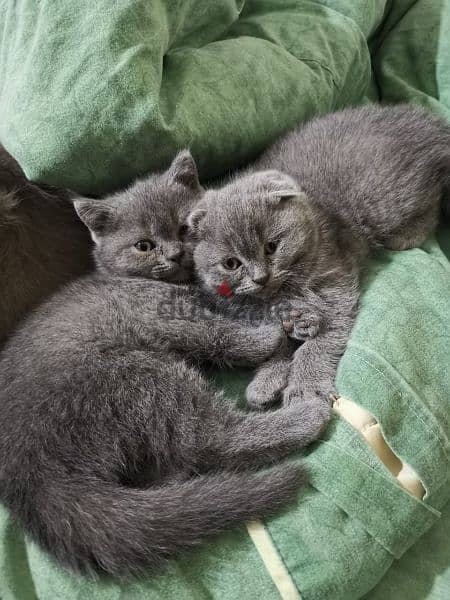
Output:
(0, 152), (327, 579)
(190, 105), (450, 409)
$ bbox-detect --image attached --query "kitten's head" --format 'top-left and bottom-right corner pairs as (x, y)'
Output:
(190, 170), (318, 299)
(74, 151), (203, 281)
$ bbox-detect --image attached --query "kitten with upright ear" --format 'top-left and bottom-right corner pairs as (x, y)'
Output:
(73, 198), (113, 244)
(74, 151), (202, 245)
(73, 151), (205, 281)
(0, 148), (314, 577)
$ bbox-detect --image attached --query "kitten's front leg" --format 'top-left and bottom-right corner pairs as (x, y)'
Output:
(245, 303), (323, 409)
(160, 317), (287, 367)
(283, 286), (358, 413)
(246, 357), (292, 409)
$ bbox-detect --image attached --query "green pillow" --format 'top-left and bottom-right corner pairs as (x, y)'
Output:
(0, 0), (377, 194)
(2, 0), (448, 196)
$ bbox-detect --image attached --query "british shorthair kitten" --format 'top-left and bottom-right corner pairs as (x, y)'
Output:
(75, 150), (203, 282)
(0, 152), (322, 579)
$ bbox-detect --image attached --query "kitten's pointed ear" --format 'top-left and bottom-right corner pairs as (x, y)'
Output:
(167, 150), (201, 190)
(73, 198), (112, 241)
(187, 206), (208, 235)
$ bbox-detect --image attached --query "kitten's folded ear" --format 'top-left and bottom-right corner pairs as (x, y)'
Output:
(257, 170), (305, 204)
(73, 198), (112, 242)
(268, 189), (307, 205)
(167, 150), (202, 191)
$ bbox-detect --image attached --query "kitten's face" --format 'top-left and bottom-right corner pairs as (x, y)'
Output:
(191, 171), (318, 299)
(74, 151), (203, 282)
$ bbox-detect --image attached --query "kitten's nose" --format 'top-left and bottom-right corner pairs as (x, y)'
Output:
(165, 244), (184, 263)
(252, 269), (270, 285)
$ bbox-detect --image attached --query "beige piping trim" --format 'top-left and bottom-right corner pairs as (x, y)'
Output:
(246, 520), (301, 600)
(246, 396), (424, 599)
(333, 395), (425, 500)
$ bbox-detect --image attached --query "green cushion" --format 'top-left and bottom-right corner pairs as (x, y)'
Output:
(1, 1), (450, 599)
(0, 0), (375, 194)
(1, 0), (449, 196)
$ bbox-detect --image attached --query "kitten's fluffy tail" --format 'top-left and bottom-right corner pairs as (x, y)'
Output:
(32, 464), (305, 577)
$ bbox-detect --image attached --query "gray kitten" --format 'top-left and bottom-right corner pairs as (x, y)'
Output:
(78, 150), (202, 282)
(0, 145), (92, 343)
(0, 153), (327, 579)
(190, 105), (450, 410)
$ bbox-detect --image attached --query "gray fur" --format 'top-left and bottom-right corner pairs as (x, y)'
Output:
(74, 151), (202, 282)
(191, 105), (450, 409)
(0, 154), (319, 578)
(0, 146), (92, 343)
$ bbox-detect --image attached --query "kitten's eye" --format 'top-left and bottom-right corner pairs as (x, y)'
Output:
(178, 224), (189, 237)
(265, 241), (278, 255)
(223, 257), (242, 270)
(134, 240), (155, 252)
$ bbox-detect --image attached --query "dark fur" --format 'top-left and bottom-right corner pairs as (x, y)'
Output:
(0, 146), (92, 342)
(191, 105), (450, 409)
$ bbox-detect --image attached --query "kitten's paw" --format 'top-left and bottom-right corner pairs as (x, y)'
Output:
(281, 395), (333, 445)
(283, 310), (322, 341)
(244, 324), (287, 363)
(246, 367), (289, 409)
(283, 380), (334, 410)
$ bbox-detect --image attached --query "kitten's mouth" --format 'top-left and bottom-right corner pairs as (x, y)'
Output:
(239, 284), (278, 299)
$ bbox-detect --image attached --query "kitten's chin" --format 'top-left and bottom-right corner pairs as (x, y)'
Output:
(162, 267), (192, 283)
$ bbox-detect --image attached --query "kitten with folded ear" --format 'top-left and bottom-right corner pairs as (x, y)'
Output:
(190, 169), (349, 413)
(75, 150), (203, 282)
(190, 104), (450, 410)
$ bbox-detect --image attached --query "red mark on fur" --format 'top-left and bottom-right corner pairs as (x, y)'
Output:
(217, 280), (233, 298)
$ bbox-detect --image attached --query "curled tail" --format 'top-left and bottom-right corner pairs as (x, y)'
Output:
(27, 464), (306, 577)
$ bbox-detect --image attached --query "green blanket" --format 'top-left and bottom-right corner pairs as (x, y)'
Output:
(0, 1), (449, 599)
(366, 499), (450, 599)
